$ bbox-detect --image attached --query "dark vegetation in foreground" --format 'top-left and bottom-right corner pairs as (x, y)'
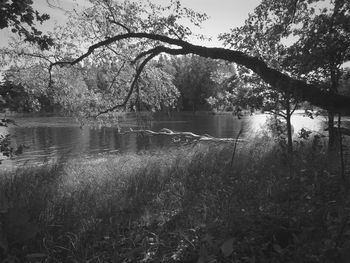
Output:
(0, 134), (349, 263)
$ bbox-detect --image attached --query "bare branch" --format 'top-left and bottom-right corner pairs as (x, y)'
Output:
(291, 102), (298, 115)
(106, 46), (131, 61)
(46, 0), (67, 12)
(109, 20), (132, 33)
(107, 61), (126, 90)
(19, 51), (54, 64)
(95, 45), (189, 116)
(268, 110), (287, 119)
(95, 52), (158, 116)
(102, 0), (132, 33)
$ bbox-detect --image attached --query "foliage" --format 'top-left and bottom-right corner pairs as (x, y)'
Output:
(0, 0), (54, 159)
(3, 0), (350, 117)
(0, 68), (56, 112)
(0, 0), (53, 50)
(167, 54), (219, 111)
(1, 1), (350, 261)
(0, 135), (348, 262)
(220, 0), (350, 147)
(339, 68), (350, 96)
(2, 0), (191, 117)
(206, 62), (239, 112)
(285, 0), (350, 82)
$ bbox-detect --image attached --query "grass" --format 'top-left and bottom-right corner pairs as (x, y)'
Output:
(0, 133), (349, 262)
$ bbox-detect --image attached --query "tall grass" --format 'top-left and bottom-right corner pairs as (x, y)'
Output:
(0, 134), (347, 262)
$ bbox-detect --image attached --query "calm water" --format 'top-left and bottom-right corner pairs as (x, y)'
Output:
(0, 112), (330, 169)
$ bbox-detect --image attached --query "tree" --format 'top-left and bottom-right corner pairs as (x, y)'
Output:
(5, 0), (350, 120)
(0, 69), (46, 112)
(3, 0), (181, 118)
(0, 0), (53, 160)
(205, 61), (237, 112)
(286, 0), (350, 148)
(44, 2), (350, 118)
(170, 55), (218, 111)
(219, 0), (311, 153)
(339, 68), (350, 97)
(0, 0), (53, 50)
(221, 0), (350, 148)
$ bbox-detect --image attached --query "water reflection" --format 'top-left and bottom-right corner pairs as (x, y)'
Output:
(0, 112), (333, 169)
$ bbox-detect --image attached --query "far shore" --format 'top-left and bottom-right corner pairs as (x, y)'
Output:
(0, 108), (328, 118)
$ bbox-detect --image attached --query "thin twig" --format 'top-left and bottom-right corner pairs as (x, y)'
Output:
(107, 61), (126, 90)
(231, 126), (243, 167)
(95, 52), (158, 116)
(338, 114), (346, 184)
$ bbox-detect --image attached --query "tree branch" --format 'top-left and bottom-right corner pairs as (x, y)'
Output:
(95, 45), (189, 116)
(291, 102), (298, 115)
(95, 52), (158, 116)
(268, 110), (287, 119)
(109, 20), (132, 33)
(107, 61), (126, 91)
(49, 32), (350, 114)
(133, 45), (188, 63)
(19, 51), (54, 64)
(102, 0), (132, 33)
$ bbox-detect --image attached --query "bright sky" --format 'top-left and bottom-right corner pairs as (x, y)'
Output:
(153, 0), (262, 46)
(0, 0), (261, 48)
(1, 0), (349, 69)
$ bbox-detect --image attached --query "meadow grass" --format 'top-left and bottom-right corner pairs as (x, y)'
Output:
(0, 134), (348, 262)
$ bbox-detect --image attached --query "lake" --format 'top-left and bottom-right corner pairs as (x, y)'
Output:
(0, 111), (332, 169)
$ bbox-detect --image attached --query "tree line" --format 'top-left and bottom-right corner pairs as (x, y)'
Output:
(1, 0), (350, 144)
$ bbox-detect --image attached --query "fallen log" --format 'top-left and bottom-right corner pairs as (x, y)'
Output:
(118, 128), (247, 143)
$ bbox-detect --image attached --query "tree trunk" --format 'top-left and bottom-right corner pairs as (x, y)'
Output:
(284, 97), (293, 154)
(338, 114), (346, 184)
(328, 110), (336, 150)
(286, 112), (293, 154)
(328, 67), (340, 151)
(284, 110), (294, 177)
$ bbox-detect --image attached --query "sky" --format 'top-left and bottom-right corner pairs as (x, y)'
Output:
(1, 0), (348, 68)
(0, 0), (261, 48)
(153, 0), (262, 46)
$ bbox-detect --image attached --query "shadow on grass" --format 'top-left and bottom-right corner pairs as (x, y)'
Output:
(0, 134), (349, 262)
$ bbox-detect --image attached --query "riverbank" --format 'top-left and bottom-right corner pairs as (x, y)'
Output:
(1, 110), (333, 169)
(1, 134), (349, 262)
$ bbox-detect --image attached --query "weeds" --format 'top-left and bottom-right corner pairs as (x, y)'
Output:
(0, 134), (349, 262)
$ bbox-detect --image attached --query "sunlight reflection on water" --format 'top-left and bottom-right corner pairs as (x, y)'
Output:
(0, 112), (335, 169)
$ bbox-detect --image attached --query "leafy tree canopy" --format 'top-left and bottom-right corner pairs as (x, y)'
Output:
(3, 0), (350, 116)
(44, 0), (350, 114)
(169, 54), (219, 111)
(0, 0), (53, 50)
(2, 0), (185, 118)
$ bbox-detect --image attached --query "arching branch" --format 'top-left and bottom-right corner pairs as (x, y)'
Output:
(133, 45), (188, 63)
(95, 50), (158, 116)
(49, 32), (350, 115)
(95, 45), (189, 116)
